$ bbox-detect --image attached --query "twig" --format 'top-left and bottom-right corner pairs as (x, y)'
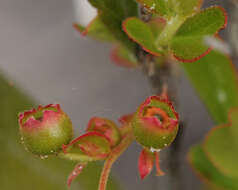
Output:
(98, 131), (134, 190)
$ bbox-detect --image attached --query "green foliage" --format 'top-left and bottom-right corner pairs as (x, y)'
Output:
(87, 0), (138, 50)
(136, 0), (172, 17)
(0, 73), (121, 190)
(136, 0), (202, 18)
(188, 145), (238, 190)
(74, 15), (115, 42)
(204, 110), (238, 179)
(171, 7), (227, 61)
(182, 50), (238, 124)
(122, 17), (162, 56)
(111, 45), (138, 68)
(122, 5), (227, 62)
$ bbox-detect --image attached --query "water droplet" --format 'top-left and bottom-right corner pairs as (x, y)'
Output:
(150, 147), (161, 152)
(40, 155), (48, 160)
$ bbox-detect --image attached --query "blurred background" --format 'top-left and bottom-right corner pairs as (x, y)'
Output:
(0, 0), (235, 189)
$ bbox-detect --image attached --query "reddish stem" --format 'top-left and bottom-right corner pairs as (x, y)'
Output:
(155, 152), (165, 176)
(98, 131), (134, 190)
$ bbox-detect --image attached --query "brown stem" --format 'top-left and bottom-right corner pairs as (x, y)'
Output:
(98, 130), (134, 190)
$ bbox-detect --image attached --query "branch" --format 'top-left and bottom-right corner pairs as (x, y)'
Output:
(98, 130), (134, 190)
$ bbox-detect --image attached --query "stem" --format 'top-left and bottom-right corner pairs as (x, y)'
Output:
(156, 15), (185, 47)
(98, 130), (134, 190)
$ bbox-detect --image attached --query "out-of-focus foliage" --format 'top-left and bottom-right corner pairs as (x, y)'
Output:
(188, 145), (238, 190)
(182, 50), (238, 124)
(0, 73), (121, 190)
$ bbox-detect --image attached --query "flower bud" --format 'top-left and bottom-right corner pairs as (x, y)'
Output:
(132, 96), (179, 150)
(86, 117), (121, 147)
(18, 104), (73, 156)
(62, 132), (111, 160)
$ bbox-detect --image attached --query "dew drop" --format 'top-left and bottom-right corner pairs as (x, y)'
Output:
(150, 147), (161, 152)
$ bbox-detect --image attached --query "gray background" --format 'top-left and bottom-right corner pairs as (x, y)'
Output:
(0, 0), (230, 189)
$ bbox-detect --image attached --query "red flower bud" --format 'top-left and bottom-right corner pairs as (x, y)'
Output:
(62, 132), (111, 160)
(132, 96), (179, 150)
(18, 104), (73, 156)
(86, 117), (121, 147)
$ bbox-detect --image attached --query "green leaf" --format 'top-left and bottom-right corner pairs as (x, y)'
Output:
(136, 0), (202, 18)
(111, 45), (138, 68)
(88, 0), (138, 50)
(74, 15), (115, 42)
(123, 17), (162, 56)
(171, 7), (227, 62)
(204, 109), (238, 179)
(188, 145), (238, 190)
(175, 0), (203, 17)
(0, 72), (121, 190)
(182, 50), (238, 124)
(136, 0), (172, 17)
(148, 18), (166, 37)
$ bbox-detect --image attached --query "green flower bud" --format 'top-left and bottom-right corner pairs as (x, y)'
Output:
(132, 96), (179, 150)
(86, 117), (121, 147)
(18, 104), (73, 156)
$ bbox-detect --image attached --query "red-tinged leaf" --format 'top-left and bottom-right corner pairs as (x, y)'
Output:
(171, 6), (227, 62)
(73, 23), (85, 33)
(122, 17), (162, 56)
(110, 45), (138, 68)
(67, 163), (87, 187)
(138, 149), (155, 179)
(63, 132), (111, 160)
(88, 0), (138, 50)
(188, 145), (238, 190)
(73, 15), (115, 42)
(204, 109), (238, 178)
(155, 152), (165, 176)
